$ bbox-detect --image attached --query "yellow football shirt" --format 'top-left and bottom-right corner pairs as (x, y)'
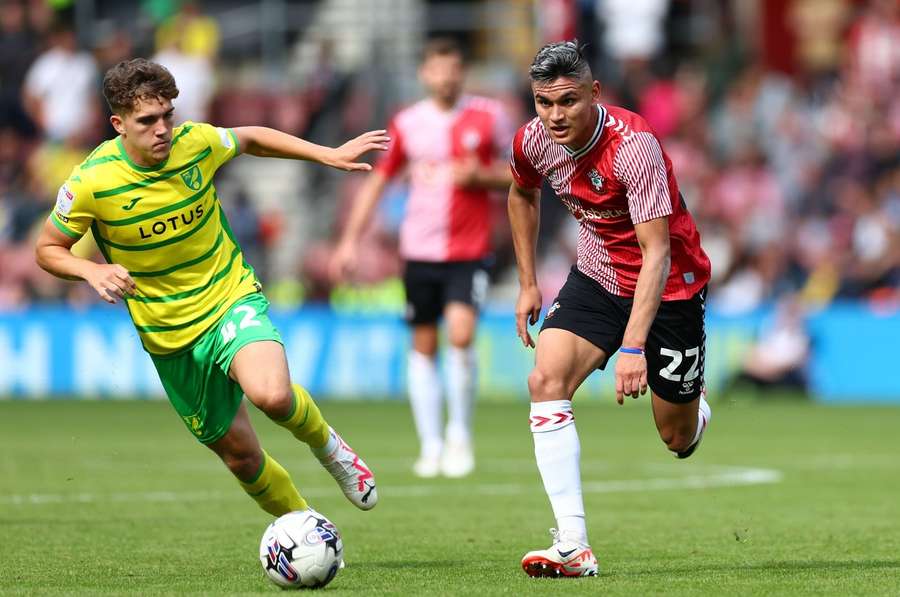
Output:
(51, 121), (260, 355)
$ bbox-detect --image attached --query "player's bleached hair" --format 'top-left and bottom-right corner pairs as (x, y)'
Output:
(102, 58), (179, 115)
(529, 40), (592, 84)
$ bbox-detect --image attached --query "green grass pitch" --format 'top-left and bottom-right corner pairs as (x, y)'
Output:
(1, 396), (899, 595)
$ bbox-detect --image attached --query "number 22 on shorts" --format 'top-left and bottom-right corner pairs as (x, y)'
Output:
(658, 347), (700, 382)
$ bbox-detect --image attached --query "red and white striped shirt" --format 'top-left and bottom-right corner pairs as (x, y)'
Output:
(510, 104), (710, 300)
(377, 96), (512, 262)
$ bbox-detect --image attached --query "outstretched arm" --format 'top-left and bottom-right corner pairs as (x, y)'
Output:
(508, 181), (542, 348)
(232, 127), (390, 171)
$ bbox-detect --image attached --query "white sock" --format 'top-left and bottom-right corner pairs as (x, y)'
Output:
(530, 400), (587, 544)
(674, 392), (712, 455)
(445, 346), (475, 444)
(408, 350), (443, 459)
(311, 429), (337, 460)
(692, 392), (712, 446)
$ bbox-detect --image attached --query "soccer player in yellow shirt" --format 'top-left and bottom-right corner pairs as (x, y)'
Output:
(35, 58), (387, 516)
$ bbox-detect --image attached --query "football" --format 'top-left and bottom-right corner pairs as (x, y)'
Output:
(259, 509), (343, 589)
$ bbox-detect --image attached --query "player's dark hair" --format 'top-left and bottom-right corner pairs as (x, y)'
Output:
(102, 58), (179, 115)
(421, 36), (465, 63)
(529, 40), (592, 83)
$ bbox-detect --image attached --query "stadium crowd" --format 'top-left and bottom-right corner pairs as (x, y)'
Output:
(0, 0), (897, 318)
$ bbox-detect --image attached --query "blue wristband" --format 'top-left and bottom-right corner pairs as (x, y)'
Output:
(620, 347), (645, 355)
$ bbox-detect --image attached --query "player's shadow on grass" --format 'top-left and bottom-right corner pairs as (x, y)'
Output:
(620, 559), (900, 577)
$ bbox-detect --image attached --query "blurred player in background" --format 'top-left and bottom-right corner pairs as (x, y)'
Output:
(330, 38), (513, 478)
(508, 41), (712, 577)
(35, 59), (387, 518)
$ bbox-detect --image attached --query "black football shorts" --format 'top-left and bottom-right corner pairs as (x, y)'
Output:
(402, 259), (491, 325)
(540, 266), (706, 403)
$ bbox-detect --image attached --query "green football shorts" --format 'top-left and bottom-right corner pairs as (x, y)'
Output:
(151, 292), (283, 444)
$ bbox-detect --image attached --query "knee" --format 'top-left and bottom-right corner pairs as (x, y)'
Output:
(246, 382), (294, 420)
(412, 328), (439, 356)
(221, 449), (262, 481)
(447, 326), (474, 348)
(528, 368), (568, 402)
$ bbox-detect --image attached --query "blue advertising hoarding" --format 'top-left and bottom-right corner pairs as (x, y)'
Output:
(0, 304), (896, 402)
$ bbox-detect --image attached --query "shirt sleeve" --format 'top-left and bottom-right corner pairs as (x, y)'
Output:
(509, 126), (542, 190)
(612, 132), (673, 225)
(375, 117), (406, 179)
(50, 172), (94, 239)
(192, 121), (240, 170)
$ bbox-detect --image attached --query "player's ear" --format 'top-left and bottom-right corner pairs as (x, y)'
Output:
(110, 113), (125, 136)
(591, 80), (601, 103)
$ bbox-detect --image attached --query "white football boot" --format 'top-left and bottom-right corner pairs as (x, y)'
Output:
(316, 427), (377, 510)
(521, 529), (599, 578)
(412, 453), (441, 478)
(440, 439), (474, 478)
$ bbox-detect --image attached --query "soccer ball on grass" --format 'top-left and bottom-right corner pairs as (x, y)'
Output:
(259, 509), (343, 589)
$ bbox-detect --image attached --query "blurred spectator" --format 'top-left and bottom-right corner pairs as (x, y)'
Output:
(596, 0), (668, 64)
(152, 37), (215, 123)
(837, 178), (900, 297)
(0, 0), (37, 135)
(149, 1), (218, 124)
(221, 188), (264, 277)
(787, 0), (850, 82)
(733, 298), (811, 393)
(22, 19), (98, 143)
(595, 0), (669, 106)
(154, 1), (220, 61)
(25, 0), (53, 37)
(845, 0), (900, 101)
(0, 0), (897, 313)
(713, 243), (792, 315)
(707, 145), (786, 249)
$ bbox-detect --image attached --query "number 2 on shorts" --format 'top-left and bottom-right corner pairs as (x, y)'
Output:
(221, 305), (261, 343)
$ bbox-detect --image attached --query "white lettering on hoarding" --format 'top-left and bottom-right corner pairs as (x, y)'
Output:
(0, 328), (49, 395)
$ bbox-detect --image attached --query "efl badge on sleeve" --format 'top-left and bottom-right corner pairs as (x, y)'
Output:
(55, 184), (75, 216)
(216, 127), (234, 149)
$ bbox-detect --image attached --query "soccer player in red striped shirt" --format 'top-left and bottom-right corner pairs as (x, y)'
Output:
(509, 41), (713, 578)
(331, 38), (513, 478)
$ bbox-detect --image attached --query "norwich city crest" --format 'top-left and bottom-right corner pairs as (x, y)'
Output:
(180, 164), (203, 191)
(183, 414), (203, 436)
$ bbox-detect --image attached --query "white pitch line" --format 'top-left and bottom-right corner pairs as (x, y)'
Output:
(0, 466), (781, 506)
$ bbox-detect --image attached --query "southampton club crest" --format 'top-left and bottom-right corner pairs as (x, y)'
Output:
(588, 168), (604, 193)
(180, 164), (203, 191)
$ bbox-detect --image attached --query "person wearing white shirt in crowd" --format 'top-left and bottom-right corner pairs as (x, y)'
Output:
(23, 21), (98, 143)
